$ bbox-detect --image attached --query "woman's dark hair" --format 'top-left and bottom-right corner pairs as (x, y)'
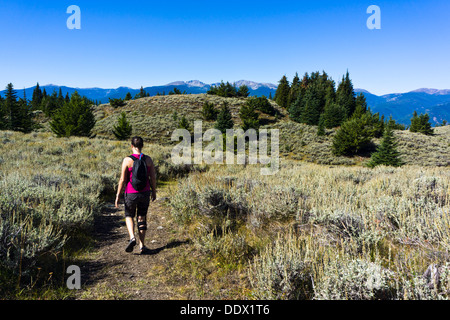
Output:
(131, 136), (144, 150)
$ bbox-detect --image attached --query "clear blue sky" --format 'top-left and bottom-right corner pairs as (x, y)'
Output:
(1, 0), (449, 95)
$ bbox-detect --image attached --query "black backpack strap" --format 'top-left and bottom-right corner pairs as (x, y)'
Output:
(129, 155), (138, 161)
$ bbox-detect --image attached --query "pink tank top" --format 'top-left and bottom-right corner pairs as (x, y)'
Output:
(125, 154), (151, 194)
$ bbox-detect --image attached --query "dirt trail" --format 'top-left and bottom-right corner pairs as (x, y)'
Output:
(75, 191), (190, 300)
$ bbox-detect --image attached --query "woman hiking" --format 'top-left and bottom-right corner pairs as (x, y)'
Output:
(115, 136), (157, 254)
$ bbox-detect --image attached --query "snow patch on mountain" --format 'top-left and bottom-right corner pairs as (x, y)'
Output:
(410, 88), (450, 95)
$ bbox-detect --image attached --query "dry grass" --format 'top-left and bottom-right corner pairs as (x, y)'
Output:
(0, 130), (200, 298)
(169, 160), (450, 299)
(394, 126), (450, 167)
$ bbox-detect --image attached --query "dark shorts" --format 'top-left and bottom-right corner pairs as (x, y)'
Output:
(124, 191), (150, 218)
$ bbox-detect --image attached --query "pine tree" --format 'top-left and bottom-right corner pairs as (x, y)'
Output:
(370, 112), (385, 138)
(202, 101), (218, 121)
(288, 92), (304, 123)
(31, 82), (43, 110)
(332, 113), (374, 156)
(410, 111), (434, 135)
(50, 91), (96, 137)
(237, 85), (250, 98)
(239, 101), (260, 131)
(367, 127), (403, 168)
(317, 115), (326, 136)
(178, 115), (190, 131)
(42, 90), (61, 117)
(169, 87), (182, 95)
(22, 88), (27, 103)
(410, 111), (420, 132)
(274, 75), (290, 108)
(215, 102), (234, 134)
(125, 92), (133, 101)
(247, 96), (276, 116)
(172, 110), (178, 122)
(288, 73), (301, 106)
(207, 81), (238, 98)
(301, 83), (322, 125)
(3, 83), (34, 132)
(386, 115), (406, 131)
(300, 72), (310, 90)
(4, 83), (20, 130)
(352, 100), (367, 121)
(17, 95), (34, 133)
(109, 98), (126, 108)
(321, 102), (347, 128)
(58, 88), (65, 107)
(135, 86), (147, 99)
(336, 71), (356, 118)
(112, 112), (133, 140)
(324, 84), (336, 107)
(355, 93), (367, 114)
(418, 113), (434, 135)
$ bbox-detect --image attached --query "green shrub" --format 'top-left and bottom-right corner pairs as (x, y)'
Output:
(410, 111), (434, 135)
(247, 96), (277, 116)
(215, 102), (234, 134)
(50, 92), (96, 138)
(112, 112), (133, 140)
(367, 127), (404, 168)
(178, 115), (190, 131)
(207, 81), (246, 98)
(201, 101), (218, 121)
(109, 98), (126, 108)
(239, 102), (260, 131)
(332, 114), (374, 156)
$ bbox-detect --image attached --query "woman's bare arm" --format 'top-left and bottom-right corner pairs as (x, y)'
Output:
(115, 158), (130, 208)
(147, 157), (157, 201)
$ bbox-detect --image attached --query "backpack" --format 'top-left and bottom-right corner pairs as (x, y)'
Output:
(129, 154), (148, 191)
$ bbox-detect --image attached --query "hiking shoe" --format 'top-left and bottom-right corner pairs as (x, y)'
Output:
(140, 246), (151, 255)
(125, 238), (136, 253)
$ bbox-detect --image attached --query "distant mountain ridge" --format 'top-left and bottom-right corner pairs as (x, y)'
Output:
(1, 81), (449, 126)
(0, 80), (279, 105)
(354, 88), (450, 125)
(164, 80), (278, 95)
(410, 88), (450, 95)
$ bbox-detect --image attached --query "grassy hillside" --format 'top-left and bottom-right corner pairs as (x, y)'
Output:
(276, 121), (450, 167)
(92, 94), (450, 167)
(92, 94), (286, 145)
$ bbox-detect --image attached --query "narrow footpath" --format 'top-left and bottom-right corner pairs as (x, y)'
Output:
(74, 188), (191, 300)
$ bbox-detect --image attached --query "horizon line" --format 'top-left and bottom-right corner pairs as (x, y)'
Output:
(1, 80), (450, 97)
